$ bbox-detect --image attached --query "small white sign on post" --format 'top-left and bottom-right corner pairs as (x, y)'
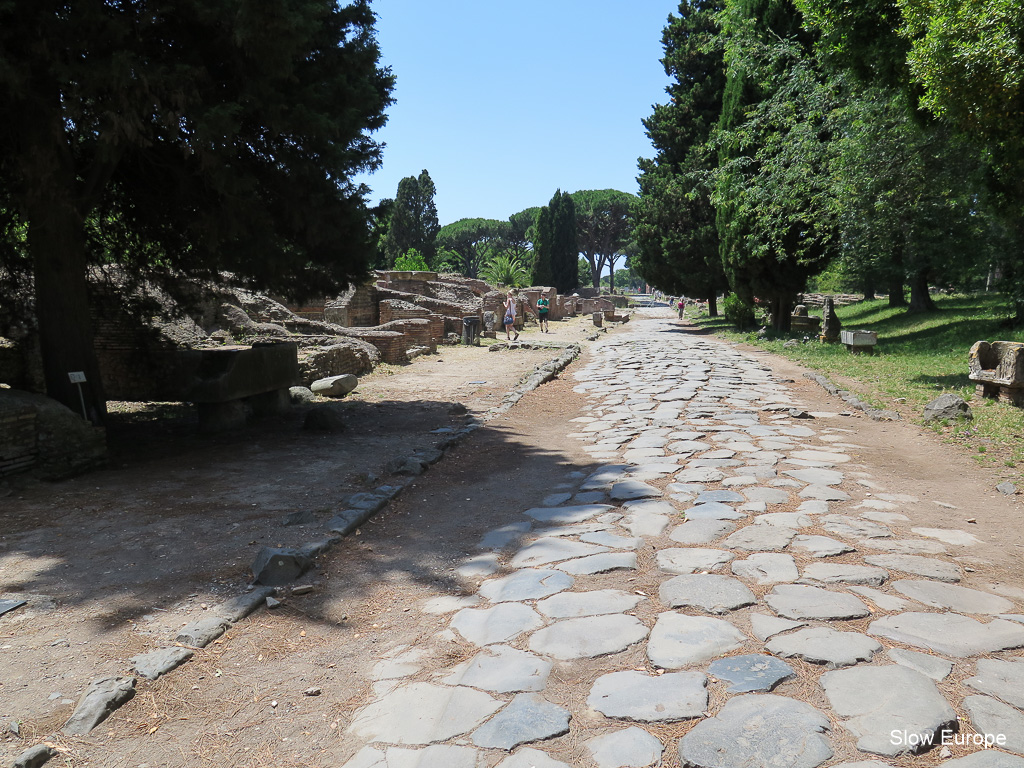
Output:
(68, 371), (87, 419)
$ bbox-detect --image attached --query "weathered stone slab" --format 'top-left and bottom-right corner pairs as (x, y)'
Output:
(621, 510), (670, 537)
(820, 665), (957, 756)
(556, 552), (637, 575)
(785, 468), (844, 486)
(587, 670), (707, 721)
(964, 695), (1024, 756)
(62, 676), (137, 735)
(684, 502), (745, 521)
(676, 467), (726, 483)
(791, 535), (854, 558)
(523, 505), (614, 524)
(647, 612), (746, 668)
(456, 553), (500, 579)
(847, 585), (914, 611)
(510, 538), (609, 568)
(887, 648), (952, 680)
(657, 548), (734, 574)
(707, 654), (796, 692)
(821, 515), (892, 540)
(422, 594), (481, 614)
(348, 683), (502, 744)
(697, 489), (746, 503)
(677, 694), (833, 768)
(471, 693), (570, 750)
(580, 531), (643, 549)
(799, 486), (851, 501)
(750, 613), (805, 641)
(892, 580), (1015, 614)
(765, 585), (871, 620)
(670, 519), (736, 544)
(802, 563), (888, 586)
(480, 569), (574, 603)
(610, 480), (662, 501)
(528, 614), (648, 660)
(731, 553), (799, 585)
(442, 645), (551, 693)
(451, 603), (544, 646)
(659, 574), (756, 614)
(756, 512), (813, 528)
(767, 627), (881, 668)
(587, 726), (664, 768)
(495, 748), (570, 768)
(911, 527), (983, 546)
(341, 744), (479, 768)
(863, 554), (960, 583)
(860, 538), (946, 555)
(967, 658), (1024, 708)
(870, 612), (1024, 657)
(479, 522), (532, 551)
(940, 752), (1024, 767)
(536, 589), (643, 619)
(580, 466), (632, 491)
(174, 616), (228, 646)
(371, 646), (428, 681)
(721, 525), (795, 552)
(131, 647), (193, 680)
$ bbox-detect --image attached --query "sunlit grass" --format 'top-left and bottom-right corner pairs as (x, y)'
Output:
(691, 293), (1024, 470)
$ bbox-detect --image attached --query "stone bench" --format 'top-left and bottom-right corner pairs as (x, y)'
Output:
(840, 329), (877, 354)
(969, 340), (1024, 406)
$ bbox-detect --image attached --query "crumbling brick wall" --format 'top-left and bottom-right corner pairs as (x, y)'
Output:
(0, 396), (36, 477)
(325, 283), (379, 327)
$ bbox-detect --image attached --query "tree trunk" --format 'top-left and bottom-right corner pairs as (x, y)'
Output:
(608, 265), (615, 294)
(862, 274), (876, 301)
(887, 273), (907, 307)
(707, 294), (718, 317)
(771, 295), (793, 332)
(908, 268), (937, 312)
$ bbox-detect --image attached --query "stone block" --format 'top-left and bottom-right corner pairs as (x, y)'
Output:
(251, 546), (314, 585)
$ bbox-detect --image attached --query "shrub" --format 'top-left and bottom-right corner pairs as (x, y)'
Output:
(393, 249), (429, 271)
(722, 294), (756, 329)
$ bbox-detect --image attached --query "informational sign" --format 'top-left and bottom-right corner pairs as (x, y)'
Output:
(68, 371), (87, 384)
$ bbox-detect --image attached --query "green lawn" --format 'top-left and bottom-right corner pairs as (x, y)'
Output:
(690, 294), (1024, 469)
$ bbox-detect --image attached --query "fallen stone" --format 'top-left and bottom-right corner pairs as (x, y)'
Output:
(997, 481), (1018, 496)
(647, 612), (746, 668)
(892, 580), (1014, 614)
(922, 393), (972, 422)
(870, 612), (1024, 657)
(820, 665), (957, 756)
(479, 569), (574, 603)
(174, 615), (231, 647)
(471, 693), (570, 750)
(967, 658), (1024, 708)
(887, 648), (952, 680)
(801, 563), (888, 586)
(659, 574), (756, 614)
(587, 669), (707, 721)
(863, 555), (961, 583)
(451, 603), (544, 646)
(963, 695), (1024, 756)
(657, 548), (734, 574)
(62, 676), (136, 735)
(765, 584), (870, 620)
(677, 694), (833, 768)
(131, 647), (193, 680)
(12, 745), (57, 768)
(707, 654), (796, 692)
(528, 614), (648, 660)
(536, 589), (643, 619)
(586, 726), (664, 768)
(251, 546), (314, 586)
(311, 374), (358, 397)
(767, 627), (881, 668)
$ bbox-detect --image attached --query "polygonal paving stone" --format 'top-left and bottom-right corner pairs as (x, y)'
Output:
(820, 665), (957, 756)
(886, 648), (952, 680)
(821, 515), (893, 540)
(495, 748), (570, 768)
(767, 627), (881, 668)
(707, 654), (796, 692)
(799, 486), (851, 501)
(342, 744), (479, 768)
(685, 502), (745, 521)
(938, 752), (1024, 768)
(863, 555), (961, 583)
(892, 580), (1015, 615)
(765, 585), (871, 620)
(523, 505), (614, 524)
(791, 450), (850, 463)
(967, 659), (1024, 708)
(536, 589), (643, 619)
(581, 531), (643, 549)
(785, 468), (844, 486)
(697, 490), (746, 503)
(586, 726), (664, 768)
(720, 525), (795, 552)
(479, 569), (575, 603)
(964, 695), (1024, 756)
(677, 467), (726, 483)
(610, 480), (662, 501)
(510, 538), (609, 568)
(870, 612), (1024, 657)
(478, 522), (533, 551)
(541, 492), (573, 507)
(422, 594), (481, 614)
(731, 553), (799, 585)
(659, 574), (756, 614)
(528, 614), (648, 660)
(442, 645), (552, 693)
(451, 603), (544, 646)
(621, 509), (671, 538)
(859, 538), (946, 555)
(587, 670), (707, 721)
(802, 563), (888, 586)
(657, 548), (734, 574)
(911, 527), (983, 546)
(371, 646), (429, 681)
(847, 586), (915, 612)
(555, 552), (637, 575)
(456, 553), (501, 579)
(677, 694), (833, 768)
(670, 519), (736, 545)
(472, 693), (570, 750)
(580, 466), (631, 491)
(347, 682), (503, 744)
(647, 612), (747, 668)
(755, 512), (813, 528)
(791, 535), (855, 558)
(750, 613), (806, 641)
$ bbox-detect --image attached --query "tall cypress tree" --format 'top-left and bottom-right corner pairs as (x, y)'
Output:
(384, 169), (440, 268)
(531, 201), (556, 288)
(550, 192), (580, 293)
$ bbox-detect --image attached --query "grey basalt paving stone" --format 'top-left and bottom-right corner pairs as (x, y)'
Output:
(791, 535), (855, 558)
(647, 612), (747, 668)
(799, 485), (852, 501)
(765, 584), (871, 620)
(61, 676), (136, 735)
(870, 612), (1024, 657)
(478, 522), (533, 551)
(656, 548), (734, 574)
(456, 553), (501, 580)
(860, 538), (946, 555)
(731, 553), (799, 585)
(767, 627), (881, 668)
(471, 693), (570, 751)
(750, 613), (806, 641)
(939, 753), (1024, 768)
(342, 744), (479, 768)
(721, 525), (795, 552)
(587, 669), (708, 721)
(541, 492), (573, 507)
(510, 538), (610, 568)
(586, 726), (664, 768)
(555, 552), (638, 575)
(821, 515), (893, 540)
(697, 489), (746, 503)
(677, 694), (833, 768)
(536, 589), (643, 619)
(847, 586), (915, 612)
(479, 570), (575, 603)
(131, 647), (193, 680)
(755, 512), (813, 528)
(528, 614), (648, 660)
(684, 502), (745, 521)
(670, 519), (737, 544)
(610, 480), (663, 501)
(451, 603), (544, 646)
(676, 467), (726, 483)
(495, 748), (571, 768)
(892, 580), (1016, 615)
(442, 645), (552, 693)
(347, 682), (503, 745)
(784, 468), (845, 486)
(801, 563), (888, 586)
(523, 504), (614, 524)
(967, 659), (1024, 708)
(659, 574), (756, 614)
(821, 665), (958, 756)
(886, 648), (952, 680)
(964, 695), (1024, 756)
(580, 531), (643, 549)
(707, 654), (796, 692)
(863, 555), (961, 583)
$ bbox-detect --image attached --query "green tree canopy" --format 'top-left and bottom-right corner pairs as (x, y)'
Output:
(572, 189), (636, 289)
(533, 191), (579, 293)
(384, 169), (440, 268)
(436, 218), (507, 278)
(0, 0), (393, 422)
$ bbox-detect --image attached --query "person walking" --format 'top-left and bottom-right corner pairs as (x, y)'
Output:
(677, 298), (685, 320)
(504, 291), (519, 341)
(536, 294), (550, 333)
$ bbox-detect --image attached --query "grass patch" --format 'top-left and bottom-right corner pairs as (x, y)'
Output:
(690, 293), (1024, 470)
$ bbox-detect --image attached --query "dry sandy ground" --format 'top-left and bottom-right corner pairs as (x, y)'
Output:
(1, 309), (1022, 767)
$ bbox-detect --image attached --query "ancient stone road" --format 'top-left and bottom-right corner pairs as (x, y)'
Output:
(341, 315), (1024, 768)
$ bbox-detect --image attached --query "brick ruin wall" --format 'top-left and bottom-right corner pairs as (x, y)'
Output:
(0, 397), (36, 477)
(324, 283), (379, 327)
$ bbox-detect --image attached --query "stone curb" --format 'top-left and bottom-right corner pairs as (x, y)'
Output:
(803, 373), (899, 421)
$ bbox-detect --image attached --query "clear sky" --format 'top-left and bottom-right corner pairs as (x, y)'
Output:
(356, 1), (681, 226)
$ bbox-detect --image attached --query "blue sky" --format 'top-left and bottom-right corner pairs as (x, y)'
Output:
(356, 1), (681, 226)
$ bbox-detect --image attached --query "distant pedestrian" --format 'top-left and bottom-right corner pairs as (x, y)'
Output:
(677, 299), (685, 320)
(537, 294), (550, 333)
(504, 291), (519, 341)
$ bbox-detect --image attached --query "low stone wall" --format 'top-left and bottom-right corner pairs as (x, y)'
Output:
(520, 287), (561, 321)
(339, 328), (408, 365)
(325, 283), (379, 327)
(0, 395), (36, 477)
(0, 389), (106, 479)
(379, 318), (437, 353)
(379, 271), (438, 297)
(297, 339), (379, 385)
(377, 286), (477, 320)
